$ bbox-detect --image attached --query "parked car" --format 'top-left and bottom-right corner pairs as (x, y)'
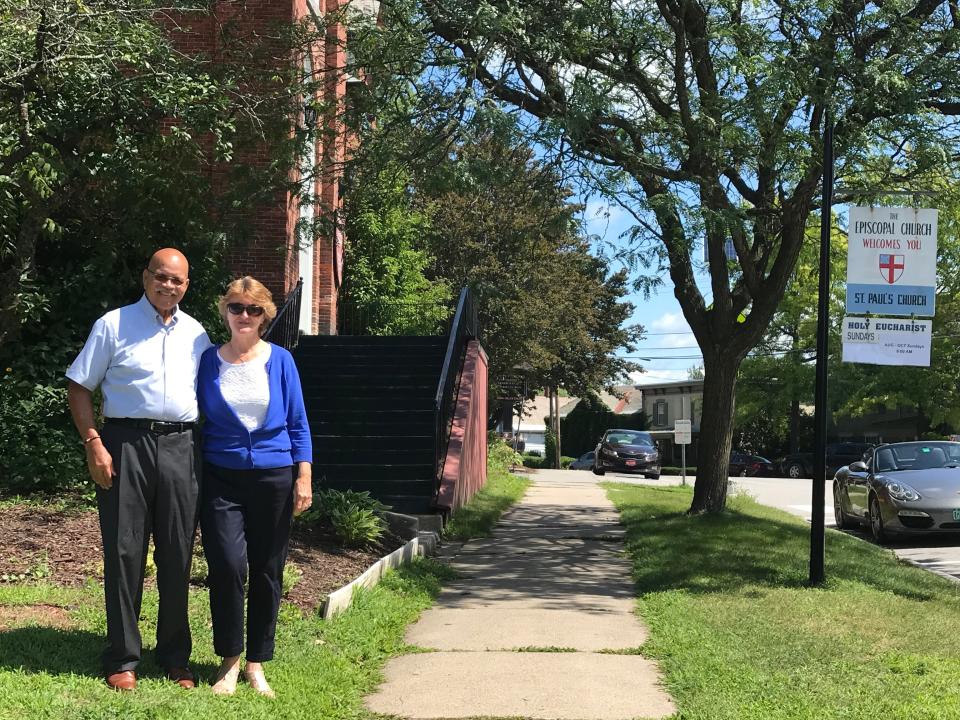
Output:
(779, 442), (874, 479)
(569, 451), (595, 471)
(593, 429), (661, 479)
(833, 441), (960, 543)
(729, 451), (775, 477)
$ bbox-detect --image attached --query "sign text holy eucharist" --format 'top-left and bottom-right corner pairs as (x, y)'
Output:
(843, 206), (937, 367)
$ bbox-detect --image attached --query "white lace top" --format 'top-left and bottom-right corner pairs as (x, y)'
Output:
(217, 345), (272, 431)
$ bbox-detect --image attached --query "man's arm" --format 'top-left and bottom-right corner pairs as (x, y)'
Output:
(67, 380), (115, 489)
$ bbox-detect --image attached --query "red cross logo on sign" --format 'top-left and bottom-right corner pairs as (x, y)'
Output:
(879, 254), (905, 284)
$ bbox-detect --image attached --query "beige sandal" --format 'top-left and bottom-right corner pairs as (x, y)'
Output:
(243, 667), (275, 699)
(211, 658), (241, 696)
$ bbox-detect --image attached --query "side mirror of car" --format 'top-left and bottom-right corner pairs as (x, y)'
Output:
(849, 461), (868, 473)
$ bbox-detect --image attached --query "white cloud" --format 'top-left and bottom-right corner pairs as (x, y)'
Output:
(649, 311), (689, 333)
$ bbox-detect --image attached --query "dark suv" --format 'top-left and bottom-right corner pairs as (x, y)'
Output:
(592, 429), (661, 479)
(779, 442), (874, 479)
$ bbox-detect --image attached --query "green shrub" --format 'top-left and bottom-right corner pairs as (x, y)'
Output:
(300, 489), (389, 548)
(488, 437), (522, 472)
(0, 374), (88, 494)
(661, 466), (697, 476)
(282, 561), (303, 596)
(560, 455), (575, 469)
(521, 453), (549, 468)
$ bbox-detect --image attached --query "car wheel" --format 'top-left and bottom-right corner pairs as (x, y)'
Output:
(738, 469), (748, 477)
(869, 494), (888, 544)
(833, 482), (850, 530)
(646, 473), (660, 480)
(786, 462), (804, 479)
(592, 462), (605, 476)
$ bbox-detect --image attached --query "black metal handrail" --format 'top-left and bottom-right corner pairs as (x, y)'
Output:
(434, 287), (479, 490)
(263, 278), (303, 351)
(337, 296), (453, 336)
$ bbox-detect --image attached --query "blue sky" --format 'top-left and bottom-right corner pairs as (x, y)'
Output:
(583, 199), (703, 386)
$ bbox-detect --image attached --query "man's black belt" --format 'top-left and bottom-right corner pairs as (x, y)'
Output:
(105, 418), (195, 434)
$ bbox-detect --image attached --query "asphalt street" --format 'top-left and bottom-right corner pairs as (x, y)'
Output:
(595, 470), (960, 584)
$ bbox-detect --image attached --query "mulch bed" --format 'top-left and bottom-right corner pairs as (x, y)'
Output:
(0, 504), (404, 613)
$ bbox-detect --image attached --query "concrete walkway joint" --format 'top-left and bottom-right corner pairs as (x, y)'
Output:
(365, 469), (676, 720)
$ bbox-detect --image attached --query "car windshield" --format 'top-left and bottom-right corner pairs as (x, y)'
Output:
(606, 432), (653, 447)
(875, 442), (960, 472)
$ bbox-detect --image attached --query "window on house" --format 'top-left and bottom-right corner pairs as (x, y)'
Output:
(654, 400), (668, 426)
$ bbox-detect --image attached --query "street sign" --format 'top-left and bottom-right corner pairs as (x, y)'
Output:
(674, 419), (692, 445)
(841, 315), (932, 367)
(845, 206), (937, 316)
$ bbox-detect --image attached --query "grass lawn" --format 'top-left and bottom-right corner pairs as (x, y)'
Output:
(0, 463), (526, 719)
(0, 561), (453, 720)
(443, 465), (529, 541)
(606, 482), (960, 720)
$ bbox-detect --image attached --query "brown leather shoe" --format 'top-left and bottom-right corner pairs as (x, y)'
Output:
(105, 670), (137, 691)
(165, 666), (196, 689)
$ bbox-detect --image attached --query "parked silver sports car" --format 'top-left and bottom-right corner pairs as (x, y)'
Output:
(833, 441), (960, 543)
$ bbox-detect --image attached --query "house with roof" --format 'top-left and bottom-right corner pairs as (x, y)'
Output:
(607, 379), (704, 465)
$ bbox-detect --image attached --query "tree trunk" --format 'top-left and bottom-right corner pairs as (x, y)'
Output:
(789, 397), (800, 454)
(690, 355), (741, 514)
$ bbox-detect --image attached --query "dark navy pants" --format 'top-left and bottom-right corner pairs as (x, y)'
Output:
(200, 462), (294, 662)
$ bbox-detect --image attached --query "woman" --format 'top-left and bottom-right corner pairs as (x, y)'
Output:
(197, 276), (313, 697)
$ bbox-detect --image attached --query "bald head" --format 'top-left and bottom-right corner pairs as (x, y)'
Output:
(143, 248), (191, 322)
(148, 248), (190, 276)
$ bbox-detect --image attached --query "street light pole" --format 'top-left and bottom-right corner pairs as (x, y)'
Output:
(810, 112), (834, 586)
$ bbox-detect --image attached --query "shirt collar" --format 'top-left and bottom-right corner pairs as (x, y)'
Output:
(137, 294), (180, 327)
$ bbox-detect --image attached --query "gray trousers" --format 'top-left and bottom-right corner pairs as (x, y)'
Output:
(96, 424), (199, 674)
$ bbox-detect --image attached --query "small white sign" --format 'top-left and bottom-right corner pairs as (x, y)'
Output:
(841, 315), (932, 367)
(846, 206), (938, 316)
(674, 419), (692, 445)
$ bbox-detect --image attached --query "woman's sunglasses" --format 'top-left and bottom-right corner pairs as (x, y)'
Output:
(226, 303), (265, 317)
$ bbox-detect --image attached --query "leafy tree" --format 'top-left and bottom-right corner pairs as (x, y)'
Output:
(340, 163), (452, 334)
(735, 220), (845, 455)
(342, 118), (642, 395)
(0, 1), (328, 491)
(355, 0), (960, 511)
(417, 131), (642, 394)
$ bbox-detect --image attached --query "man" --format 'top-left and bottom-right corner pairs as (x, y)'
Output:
(67, 248), (211, 691)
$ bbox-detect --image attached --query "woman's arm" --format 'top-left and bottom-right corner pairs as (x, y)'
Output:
(293, 461), (312, 516)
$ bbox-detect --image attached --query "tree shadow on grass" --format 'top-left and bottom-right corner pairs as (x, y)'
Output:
(614, 485), (942, 602)
(0, 626), (218, 680)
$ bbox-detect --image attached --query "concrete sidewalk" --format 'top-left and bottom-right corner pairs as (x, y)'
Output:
(364, 469), (676, 720)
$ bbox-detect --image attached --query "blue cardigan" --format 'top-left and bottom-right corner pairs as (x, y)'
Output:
(197, 343), (313, 470)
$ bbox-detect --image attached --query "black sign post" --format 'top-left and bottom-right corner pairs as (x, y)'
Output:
(810, 113), (833, 586)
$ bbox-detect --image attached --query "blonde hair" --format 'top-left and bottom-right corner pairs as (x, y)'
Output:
(218, 276), (277, 336)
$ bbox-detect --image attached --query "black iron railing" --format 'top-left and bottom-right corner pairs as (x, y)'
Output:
(263, 278), (303, 351)
(337, 296), (453, 336)
(434, 287), (479, 489)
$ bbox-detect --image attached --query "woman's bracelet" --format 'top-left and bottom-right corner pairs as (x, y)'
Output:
(83, 435), (101, 445)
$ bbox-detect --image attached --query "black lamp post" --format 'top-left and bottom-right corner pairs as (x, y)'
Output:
(810, 112), (834, 586)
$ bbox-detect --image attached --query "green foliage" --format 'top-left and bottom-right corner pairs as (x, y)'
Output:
(443, 449), (530, 540)
(300, 489), (389, 548)
(0, 4), (330, 493)
(282, 561), (303, 596)
(0, 371), (86, 493)
(355, 0), (960, 513)
(487, 436), (522, 472)
(544, 424), (558, 467)
(344, 115), (642, 393)
(341, 164), (452, 334)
